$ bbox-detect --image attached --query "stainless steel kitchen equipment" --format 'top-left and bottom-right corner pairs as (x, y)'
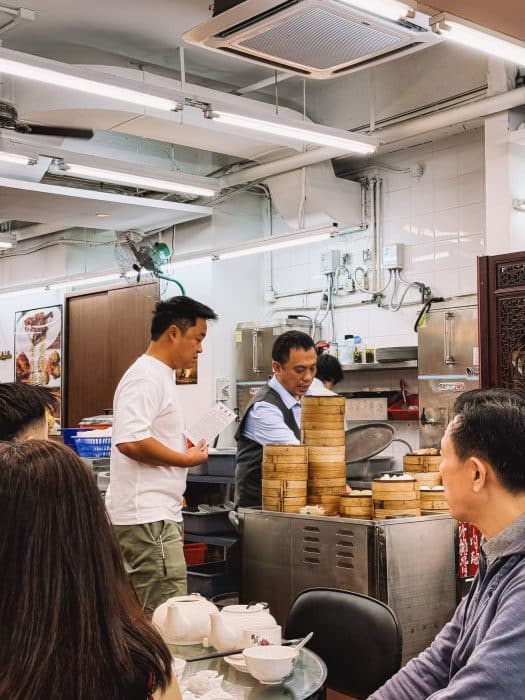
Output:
(417, 298), (479, 448)
(235, 318), (313, 416)
(239, 508), (455, 664)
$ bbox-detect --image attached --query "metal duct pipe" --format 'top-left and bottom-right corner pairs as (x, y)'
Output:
(220, 86), (525, 188)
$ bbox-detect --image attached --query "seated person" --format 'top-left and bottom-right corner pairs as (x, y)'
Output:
(310, 352), (343, 395)
(370, 387), (525, 699)
(0, 382), (58, 440)
(0, 439), (180, 700)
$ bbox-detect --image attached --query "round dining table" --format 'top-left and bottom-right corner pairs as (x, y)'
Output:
(169, 643), (327, 700)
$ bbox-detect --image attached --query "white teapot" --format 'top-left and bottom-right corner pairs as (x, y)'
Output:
(152, 594), (219, 645)
(208, 603), (277, 652)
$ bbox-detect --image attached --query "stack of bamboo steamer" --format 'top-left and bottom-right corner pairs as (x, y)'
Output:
(339, 491), (373, 518)
(261, 445), (308, 512)
(372, 476), (421, 518)
(301, 396), (346, 515)
(420, 486), (449, 515)
(403, 453), (442, 488)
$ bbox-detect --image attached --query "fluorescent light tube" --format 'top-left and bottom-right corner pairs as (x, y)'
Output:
(338, 0), (413, 22)
(0, 56), (180, 111)
(431, 14), (525, 65)
(0, 150), (36, 165)
(219, 231), (334, 260)
(210, 111), (377, 154)
(169, 254), (215, 269)
(63, 163), (216, 197)
(513, 199), (525, 212)
(0, 241), (13, 249)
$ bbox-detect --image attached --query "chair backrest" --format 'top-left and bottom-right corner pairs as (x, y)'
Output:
(284, 587), (402, 699)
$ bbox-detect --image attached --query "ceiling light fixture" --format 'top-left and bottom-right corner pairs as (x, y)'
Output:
(0, 150), (37, 166)
(62, 163), (217, 197)
(207, 110), (377, 154)
(0, 49), (181, 112)
(513, 199), (525, 212)
(430, 13), (525, 64)
(167, 224), (339, 269)
(338, 0), (414, 22)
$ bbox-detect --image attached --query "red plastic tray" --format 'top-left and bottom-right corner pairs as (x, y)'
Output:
(183, 542), (208, 566)
(387, 394), (419, 421)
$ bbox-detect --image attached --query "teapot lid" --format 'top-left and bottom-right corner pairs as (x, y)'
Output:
(223, 603), (268, 614)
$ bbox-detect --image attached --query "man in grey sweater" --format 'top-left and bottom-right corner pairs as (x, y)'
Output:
(371, 387), (525, 699)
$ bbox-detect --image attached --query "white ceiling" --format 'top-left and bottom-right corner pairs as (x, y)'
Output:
(0, 0), (522, 240)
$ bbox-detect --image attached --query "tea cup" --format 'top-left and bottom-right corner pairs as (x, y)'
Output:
(242, 645), (299, 685)
(241, 624), (282, 648)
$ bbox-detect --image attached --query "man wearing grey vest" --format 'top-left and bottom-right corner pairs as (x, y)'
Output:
(234, 330), (317, 508)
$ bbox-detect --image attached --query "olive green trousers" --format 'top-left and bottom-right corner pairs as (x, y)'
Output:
(114, 519), (187, 616)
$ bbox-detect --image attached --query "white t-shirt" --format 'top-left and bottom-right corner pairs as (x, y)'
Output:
(106, 354), (187, 525)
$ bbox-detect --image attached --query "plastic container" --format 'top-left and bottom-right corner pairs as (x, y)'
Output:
(72, 435), (112, 458)
(187, 561), (236, 598)
(387, 394), (419, 420)
(182, 508), (235, 535)
(61, 427), (94, 450)
(338, 335), (354, 365)
(183, 542), (208, 566)
(207, 449), (236, 476)
(353, 336), (363, 363)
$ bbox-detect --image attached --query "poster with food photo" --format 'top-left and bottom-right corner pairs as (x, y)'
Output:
(14, 305), (62, 430)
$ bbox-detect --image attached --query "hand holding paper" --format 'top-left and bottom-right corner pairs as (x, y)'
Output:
(184, 402), (237, 447)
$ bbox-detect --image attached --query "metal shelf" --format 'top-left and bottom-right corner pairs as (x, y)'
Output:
(187, 474), (235, 485)
(342, 360), (417, 372)
(184, 532), (237, 547)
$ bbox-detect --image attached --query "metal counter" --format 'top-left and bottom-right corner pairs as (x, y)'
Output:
(239, 509), (456, 664)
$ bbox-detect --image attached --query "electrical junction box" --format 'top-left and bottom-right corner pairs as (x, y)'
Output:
(383, 244), (404, 270)
(320, 250), (341, 275)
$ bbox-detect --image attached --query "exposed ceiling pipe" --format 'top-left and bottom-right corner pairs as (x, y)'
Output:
(220, 85), (525, 188)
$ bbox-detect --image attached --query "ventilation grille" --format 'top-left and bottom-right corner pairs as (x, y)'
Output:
(239, 8), (404, 70)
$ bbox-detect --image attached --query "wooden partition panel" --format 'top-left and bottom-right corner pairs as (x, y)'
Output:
(66, 291), (110, 428)
(65, 282), (158, 427)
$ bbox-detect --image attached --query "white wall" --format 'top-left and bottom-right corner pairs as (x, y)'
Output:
(265, 128), (486, 460)
(509, 141), (525, 251)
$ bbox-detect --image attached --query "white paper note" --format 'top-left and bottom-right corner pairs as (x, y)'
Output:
(184, 402), (237, 446)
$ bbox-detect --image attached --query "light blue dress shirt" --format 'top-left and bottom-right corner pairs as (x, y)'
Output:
(242, 375), (301, 445)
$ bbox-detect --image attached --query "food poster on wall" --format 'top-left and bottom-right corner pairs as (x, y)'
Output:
(14, 305), (62, 432)
(176, 357), (198, 385)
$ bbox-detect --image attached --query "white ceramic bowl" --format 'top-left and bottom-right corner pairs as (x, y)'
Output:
(242, 645), (299, 684)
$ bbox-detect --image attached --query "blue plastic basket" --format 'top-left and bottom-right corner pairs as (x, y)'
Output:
(61, 428), (94, 450)
(72, 435), (112, 458)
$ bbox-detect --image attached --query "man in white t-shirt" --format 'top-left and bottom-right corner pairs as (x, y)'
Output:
(106, 295), (218, 616)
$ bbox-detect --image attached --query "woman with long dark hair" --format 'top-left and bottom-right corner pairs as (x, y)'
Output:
(0, 439), (180, 700)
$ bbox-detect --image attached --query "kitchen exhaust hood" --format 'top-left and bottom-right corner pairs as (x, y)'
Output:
(184, 0), (441, 79)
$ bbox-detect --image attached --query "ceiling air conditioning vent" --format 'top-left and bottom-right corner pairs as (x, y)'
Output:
(184, 0), (440, 80)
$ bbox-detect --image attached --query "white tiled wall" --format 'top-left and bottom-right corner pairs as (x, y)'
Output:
(266, 128), (486, 458)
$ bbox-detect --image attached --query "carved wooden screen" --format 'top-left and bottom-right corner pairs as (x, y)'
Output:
(478, 252), (525, 389)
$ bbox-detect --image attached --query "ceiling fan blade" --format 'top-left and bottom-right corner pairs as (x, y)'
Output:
(17, 123), (94, 139)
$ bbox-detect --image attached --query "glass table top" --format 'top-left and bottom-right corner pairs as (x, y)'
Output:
(170, 645), (327, 700)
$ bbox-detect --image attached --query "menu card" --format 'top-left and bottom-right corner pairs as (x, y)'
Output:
(184, 402), (237, 446)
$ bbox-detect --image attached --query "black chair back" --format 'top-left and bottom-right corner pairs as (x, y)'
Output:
(284, 587), (402, 699)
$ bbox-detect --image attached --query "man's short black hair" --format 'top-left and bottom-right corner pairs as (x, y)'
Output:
(450, 388), (525, 494)
(316, 353), (343, 386)
(272, 330), (316, 365)
(0, 382), (59, 441)
(151, 296), (218, 340)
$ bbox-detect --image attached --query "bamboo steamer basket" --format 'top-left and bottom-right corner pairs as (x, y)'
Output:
(302, 429), (345, 441)
(303, 436), (345, 446)
(409, 471), (442, 488)
(262, 494), (307, 513)
(306, 494), (341, 515)
(262, 479), (307, 498)
(420, 487), (449, 512)
(339, 493), (373, 518)
(403, 454), (442, 473)
(263, 445), (308, 462)
(372, 477), (421, 518)
(307, 446), (345, 458)
(302, 419), (345, 430)
(308, 463), (346, 476)
(308, 477), (346, 488)
(301, 396), (346, 409)
(262, 464), (308, 481)
(308, 486), (348, 496)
